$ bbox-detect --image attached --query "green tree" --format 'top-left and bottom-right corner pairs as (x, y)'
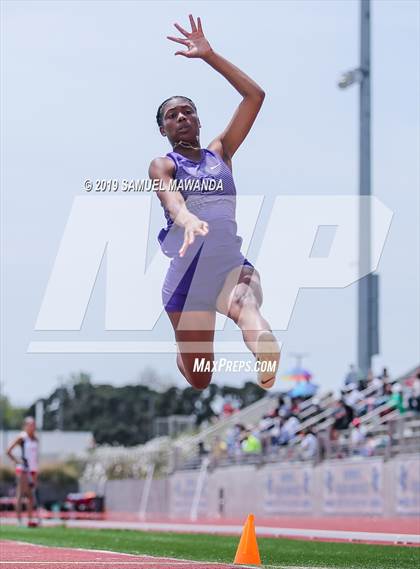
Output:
(24, 371), (265, 446)
(0, 395), (26, 430)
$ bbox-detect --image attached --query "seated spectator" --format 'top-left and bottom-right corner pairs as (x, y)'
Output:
(374, 381), (393, 408)
(241, 430), (262, 454)
(408, 372), (420, 413)
(258, 413), (277, 454)
(277, 396), (292, 418)
(299, 429), (318, 460)
(290, 397), (302, 415)
(222, 401), (235, 417)
(360, 432), (377, 457)
(266, 416), (283, 448)
(350, 417), (366, 453)
(368, 372), (385, 395)
(390, 383), (405, 414)
(380, 367), (390, 382)
(357, 369), (370, 391)
(278, 414), (301, 445)
(344, 364), (361, 386)
(333, 400), (354, 431)
(277, 395), (286, 410)
(226, 424), (246, 458)
(343, 384), (364, 409)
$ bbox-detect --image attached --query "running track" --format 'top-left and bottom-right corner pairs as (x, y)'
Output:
(1, 541), (255, 569)
(2, 516), (419, 545)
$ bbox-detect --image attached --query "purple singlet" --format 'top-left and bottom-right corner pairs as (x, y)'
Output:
(159, 148), (254, 312)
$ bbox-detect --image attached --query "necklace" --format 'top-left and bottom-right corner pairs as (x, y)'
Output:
(173, 140), (202, 151)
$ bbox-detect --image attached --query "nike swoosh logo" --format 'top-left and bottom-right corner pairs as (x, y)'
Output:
(209, 164), (220, 170)
(261, 376), (275, 385)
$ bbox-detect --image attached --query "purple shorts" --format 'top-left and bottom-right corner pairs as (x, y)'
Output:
(161, 231), (254, 312)
(160, 195), (255, 312)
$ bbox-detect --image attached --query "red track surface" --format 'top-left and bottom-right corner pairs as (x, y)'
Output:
(105, 514), (420, 535)
(2, 512), (418, 535)
(0, 541), (239, 569)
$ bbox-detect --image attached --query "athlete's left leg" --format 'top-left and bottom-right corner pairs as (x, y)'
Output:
(167, 310), (217, 391)
(27, 473), (39, 525)
(216, 265), (280, 388)
(25, 473), (35, 523)
(15, 473), (25, 525)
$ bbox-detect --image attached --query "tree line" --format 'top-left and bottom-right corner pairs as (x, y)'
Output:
(1, 371), (264, 447)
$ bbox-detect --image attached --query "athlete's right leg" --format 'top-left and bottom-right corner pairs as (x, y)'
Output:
(167, 310), (216, 390)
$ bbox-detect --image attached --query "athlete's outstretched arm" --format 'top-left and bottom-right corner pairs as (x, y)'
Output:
(167, 14), (265, 161)
(149, 157), (209, 257)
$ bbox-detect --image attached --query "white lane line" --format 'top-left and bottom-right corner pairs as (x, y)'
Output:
(0, 540), (257, 568)
(62, 520), (420, 544)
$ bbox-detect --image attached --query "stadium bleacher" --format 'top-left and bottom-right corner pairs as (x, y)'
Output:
(175, 365), (420, 470)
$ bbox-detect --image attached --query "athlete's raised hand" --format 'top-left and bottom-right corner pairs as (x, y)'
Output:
(167, 14), (213, 59)
(179, 215), (209, 258)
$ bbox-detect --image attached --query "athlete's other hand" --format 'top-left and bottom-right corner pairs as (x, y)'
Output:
(179, 216), (209, 257)
(167, 15), (213, 59)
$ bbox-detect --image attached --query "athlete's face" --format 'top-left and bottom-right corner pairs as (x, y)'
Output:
(24, 420), (36, 436)
(160, 98), (201, 146)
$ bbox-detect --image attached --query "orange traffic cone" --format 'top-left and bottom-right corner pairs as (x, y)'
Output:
(233, 514), (261, 566)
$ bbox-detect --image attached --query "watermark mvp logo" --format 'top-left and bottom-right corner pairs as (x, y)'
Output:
(28, 195), (392, 353)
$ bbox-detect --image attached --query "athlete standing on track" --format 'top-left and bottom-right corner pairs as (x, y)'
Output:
(150, 15), (281, 391)
(6, 416), (40, 527)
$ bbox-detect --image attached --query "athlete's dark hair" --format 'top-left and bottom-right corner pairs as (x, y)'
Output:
(156, 96), (197, 127)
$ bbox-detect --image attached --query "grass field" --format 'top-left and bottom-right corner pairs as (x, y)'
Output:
(1, 526), (419, 569)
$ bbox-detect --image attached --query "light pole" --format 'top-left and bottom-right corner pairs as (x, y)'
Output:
(338, 0), (379, 377)
(289, 352), (310, 369)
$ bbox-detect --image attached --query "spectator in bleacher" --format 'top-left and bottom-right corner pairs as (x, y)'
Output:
(390, 383), (405, 414)
(276, 395), (291, 418)
(299, 428), (318, 461)
(258, 412), (278, 453)
(333, 399), (354, 431)
(278, 413), (301, 445)
(226, 423), (245, 458)
(241, 429), (262, 454)
(374, 381), (393, 408)
(357, 369), (369, 391)
(374, 381), (405, 415)
(408, 372), (420, 413)
(265, 415), (283, 448)
(344, 364), (361, 386)
(361, 432), (377, 457)
(380, 367), (390, 382)
(277, 395), (286, 410)
(368, 371), (385, 395)
(342, 384), (364, 409)
(290, 398), (302, 415)
(350, 417), (366, 454)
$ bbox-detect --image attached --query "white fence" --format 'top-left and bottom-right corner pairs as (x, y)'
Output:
(95, 455), (419, 519)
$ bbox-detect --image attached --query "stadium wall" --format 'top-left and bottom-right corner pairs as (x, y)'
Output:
(101, 455), (419, 518)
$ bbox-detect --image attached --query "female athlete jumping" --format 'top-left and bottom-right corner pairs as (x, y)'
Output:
(149, 15), (280, 391)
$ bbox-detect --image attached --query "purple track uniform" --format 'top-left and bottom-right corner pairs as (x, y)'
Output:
(158, 148), (254, 312)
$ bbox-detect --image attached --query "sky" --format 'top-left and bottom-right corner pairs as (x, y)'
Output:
(1, 0), (419, 406)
